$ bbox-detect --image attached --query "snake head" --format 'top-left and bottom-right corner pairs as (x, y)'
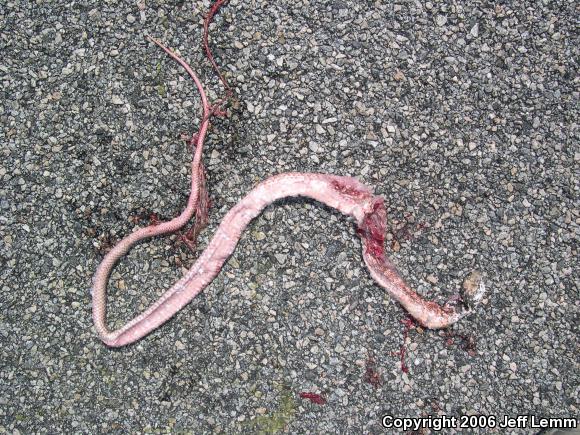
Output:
(441, 271), (486, 323)
(461, 270), (486, 310)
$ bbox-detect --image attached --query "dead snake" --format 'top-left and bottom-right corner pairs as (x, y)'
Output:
(91, 38), (485, 347)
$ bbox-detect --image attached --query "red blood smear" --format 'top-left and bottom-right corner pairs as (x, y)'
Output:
(356, 199), (387, 262)
(399, 315), (416, 374)
(443, 330), (477, 356)
(299, 392), (326, 405)
(332, 179), (386, 262)
(364, 358), (383, 388)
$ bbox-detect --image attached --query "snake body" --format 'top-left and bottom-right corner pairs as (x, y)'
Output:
(91, 38), (484, 347)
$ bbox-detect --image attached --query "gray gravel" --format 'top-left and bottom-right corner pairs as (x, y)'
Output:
(1, 0), (578, 433)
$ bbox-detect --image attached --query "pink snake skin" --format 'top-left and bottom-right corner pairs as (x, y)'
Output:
(92, 37), (485, 347)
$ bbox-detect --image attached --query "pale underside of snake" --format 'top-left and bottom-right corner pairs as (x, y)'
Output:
(91, 37), (486, 348)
